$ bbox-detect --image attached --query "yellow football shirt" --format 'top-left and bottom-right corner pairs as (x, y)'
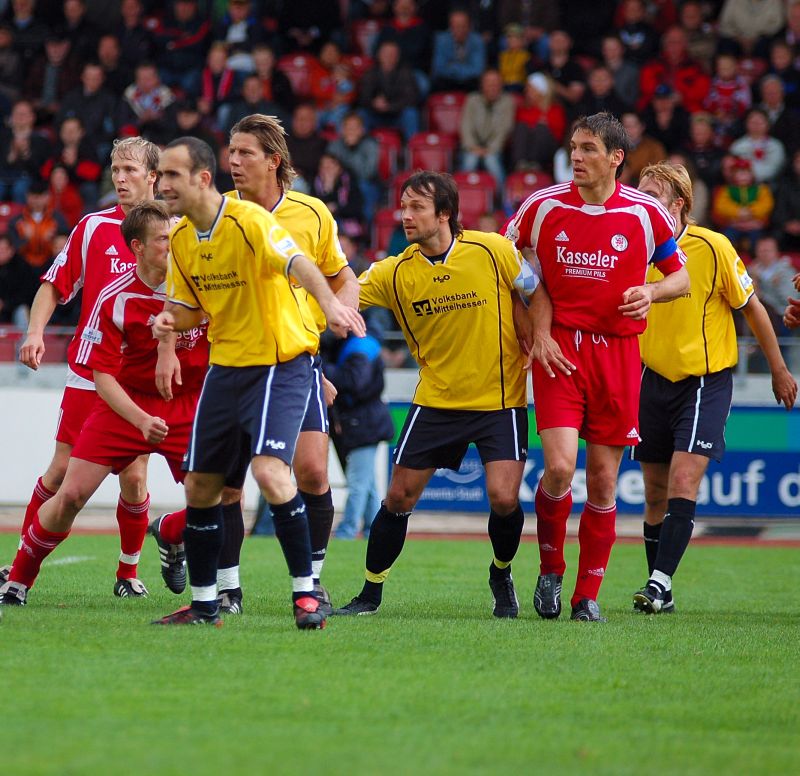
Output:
(358, 230), (531, 410)
(226, 189), (348, 332)
(639, 224), (754, 382)
(167, 196), (319, 367)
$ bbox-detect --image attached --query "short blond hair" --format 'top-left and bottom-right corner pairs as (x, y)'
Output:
(639, 161), (694, 224)
(110, 136), (160, 173)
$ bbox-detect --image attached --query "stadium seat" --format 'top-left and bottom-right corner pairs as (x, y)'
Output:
(372, 207), (402, 253)
(276, 53), (316, 99)
(372, 127), (403, 181)
(42, 331), (71, 362)
(0, 331), (17, 362)
(425, 91), (466, 136)
(388, 170), (413, 208)
(452, 171), (496, 227)
(344, 53), (372, 80)
(503, 170), (555, 211)
(0, 201), (24, 233)
(407, 132), (457, 172)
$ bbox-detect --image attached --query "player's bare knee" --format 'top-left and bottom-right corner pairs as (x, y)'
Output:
(56, 485), (89, 519)
(294, 465), (329, 495)
(487, 491), (519, 516)
(221, 487), (242, 506)
(543, 462), (574, 495)
(385, 485), (416, 513)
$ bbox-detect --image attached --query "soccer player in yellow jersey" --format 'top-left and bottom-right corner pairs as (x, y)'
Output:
(227, 114), (357, 612)
(334, 171), (539, 618)
(150, 137), (365, 628)
(633, 162), (796, 613)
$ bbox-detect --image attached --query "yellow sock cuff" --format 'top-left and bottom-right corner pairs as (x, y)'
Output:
(366, 569), (391, 584)
(493, 557), (511, 570)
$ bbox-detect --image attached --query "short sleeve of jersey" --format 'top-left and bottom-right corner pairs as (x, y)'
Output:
(316, 206), (348, 277)
(648, 204), (685, 275)
(718, 236), (755, 309)
(42, 217), (87, 303)
(77, 299), (123, 377)
(357, 257), (395, 310)
(167, 241), (201, 309)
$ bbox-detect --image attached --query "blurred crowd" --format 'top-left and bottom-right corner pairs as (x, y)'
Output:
(1, 0), (800, 346)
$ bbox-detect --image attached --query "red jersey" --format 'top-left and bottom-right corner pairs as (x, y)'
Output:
(76, 269), (209, 397)
(505, 181), (685, 336)
(41, 205), (137, 388)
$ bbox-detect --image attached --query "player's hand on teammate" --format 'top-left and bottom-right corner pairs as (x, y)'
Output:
(772, 364), (797, 411)
(152, 311), (176, 340)
(619, 285), (654, 319)
(155, 341), (182, 401)
(322, 374), (337, 406)
(324, 298), (366, 339)
(791, 273), (800, 293)
(784, 298), (800, 329)
(139, 415), (169, 444)
(19, 332), (45, 370)
(526, 332), (576, 378)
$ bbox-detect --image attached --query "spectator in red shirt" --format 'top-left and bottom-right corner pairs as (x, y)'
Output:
(510, 72), (566, 172)
(638, 26), (710, 112)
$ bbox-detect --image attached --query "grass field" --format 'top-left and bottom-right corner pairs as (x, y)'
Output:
(1, 531), (798, 776)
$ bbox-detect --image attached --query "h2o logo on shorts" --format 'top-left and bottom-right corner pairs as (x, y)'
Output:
(263, 439), (286, 450)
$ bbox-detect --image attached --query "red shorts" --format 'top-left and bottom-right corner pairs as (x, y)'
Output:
(532, 326), (642, 447)
(55, 387), (100, 446)
(71, 389), (200, 482)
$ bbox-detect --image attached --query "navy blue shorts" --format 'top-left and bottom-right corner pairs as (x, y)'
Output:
(184, 356), (313, 488)
(632, 367), (733, 464)
(394, 405), (528, 471)
(300, 355), (329, 434)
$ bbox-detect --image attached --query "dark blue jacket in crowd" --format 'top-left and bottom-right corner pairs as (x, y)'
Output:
(325, 333), (394, 458)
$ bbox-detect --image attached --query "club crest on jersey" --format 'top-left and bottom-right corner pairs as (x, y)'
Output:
(611, 234), (628, 251)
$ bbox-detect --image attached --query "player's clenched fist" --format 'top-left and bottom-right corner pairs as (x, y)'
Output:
(139, 415), (169, 444)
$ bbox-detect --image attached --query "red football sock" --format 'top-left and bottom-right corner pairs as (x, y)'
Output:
(9, 513), (70, 589)
(159, 509), (187, 545)
(21, 477), (56, 544)
(571, 501), (617, 608)
(535, 482), (572, 575)
(116, 495), (150, 580)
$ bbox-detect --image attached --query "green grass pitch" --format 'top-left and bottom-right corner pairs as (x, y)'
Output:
(1, 532), (798, 776)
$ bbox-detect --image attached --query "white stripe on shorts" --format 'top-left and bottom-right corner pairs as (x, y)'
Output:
(312, 362), (326, 432)
(256, 365), (277, 452)
(394, 405), (422, 465)
(687, 376), (704, 452)
(511, 408), (520, 461)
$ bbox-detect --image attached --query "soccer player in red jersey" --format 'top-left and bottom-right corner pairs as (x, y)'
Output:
(0, 202), (209, 606)
(1, 138), (161, 596)
(505, 112), (690, 621)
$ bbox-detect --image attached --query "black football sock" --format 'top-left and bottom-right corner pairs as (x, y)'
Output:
(360, 503), (411, 605)
(184, 504), (224, 613)
(219, 501), (245, 571)
(271, 493), (312, 581)
(299, 488), (335, 580)
(653, 498), (696, 578)
(643, 521), (662, 576)
(488, 504), (524, 579)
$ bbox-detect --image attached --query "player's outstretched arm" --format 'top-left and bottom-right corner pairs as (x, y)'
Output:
(152, 303), (204, 339)
(328, 265), (360, 310)
(94, 370), (169, 444)
(527, 284), (576, 377)
(289, 254), (366, 338)
(742, 294), (797, 411)
(19, 281), (60, 370)
(620, 266), (690, 319)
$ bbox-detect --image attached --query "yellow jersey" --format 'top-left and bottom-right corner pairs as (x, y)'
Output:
(358, 230), (532, 410)
(639, 223), (754, 382)
(226, 189), (348, 332)
(167, 195), (319, 367)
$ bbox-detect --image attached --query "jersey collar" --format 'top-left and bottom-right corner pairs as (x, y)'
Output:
(195, 196), (227, 242)
(420, 236), (456, 265)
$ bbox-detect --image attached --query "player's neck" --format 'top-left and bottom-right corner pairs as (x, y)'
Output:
(119, 191), (155, 216)
(241, 180), (282, 212)
(577, 178), (617, 205)
(417, 228), (453, 257)
(137, 263), (165, 289)
(189, 191), (225, 233)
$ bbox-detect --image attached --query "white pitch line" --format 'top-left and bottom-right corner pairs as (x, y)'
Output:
(49, 555), (95, 567)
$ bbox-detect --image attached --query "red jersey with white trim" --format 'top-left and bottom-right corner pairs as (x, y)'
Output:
(505, 181), (686, 336)
(42, 205), (138, 387)
(76, 269), (209, 397)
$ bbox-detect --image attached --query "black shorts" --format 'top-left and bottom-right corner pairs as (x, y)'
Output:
(184, 356), (313, 488)
(299, 355), (329, 434)
(632, 367), (733, 464)
(394, 405), (528, 471)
